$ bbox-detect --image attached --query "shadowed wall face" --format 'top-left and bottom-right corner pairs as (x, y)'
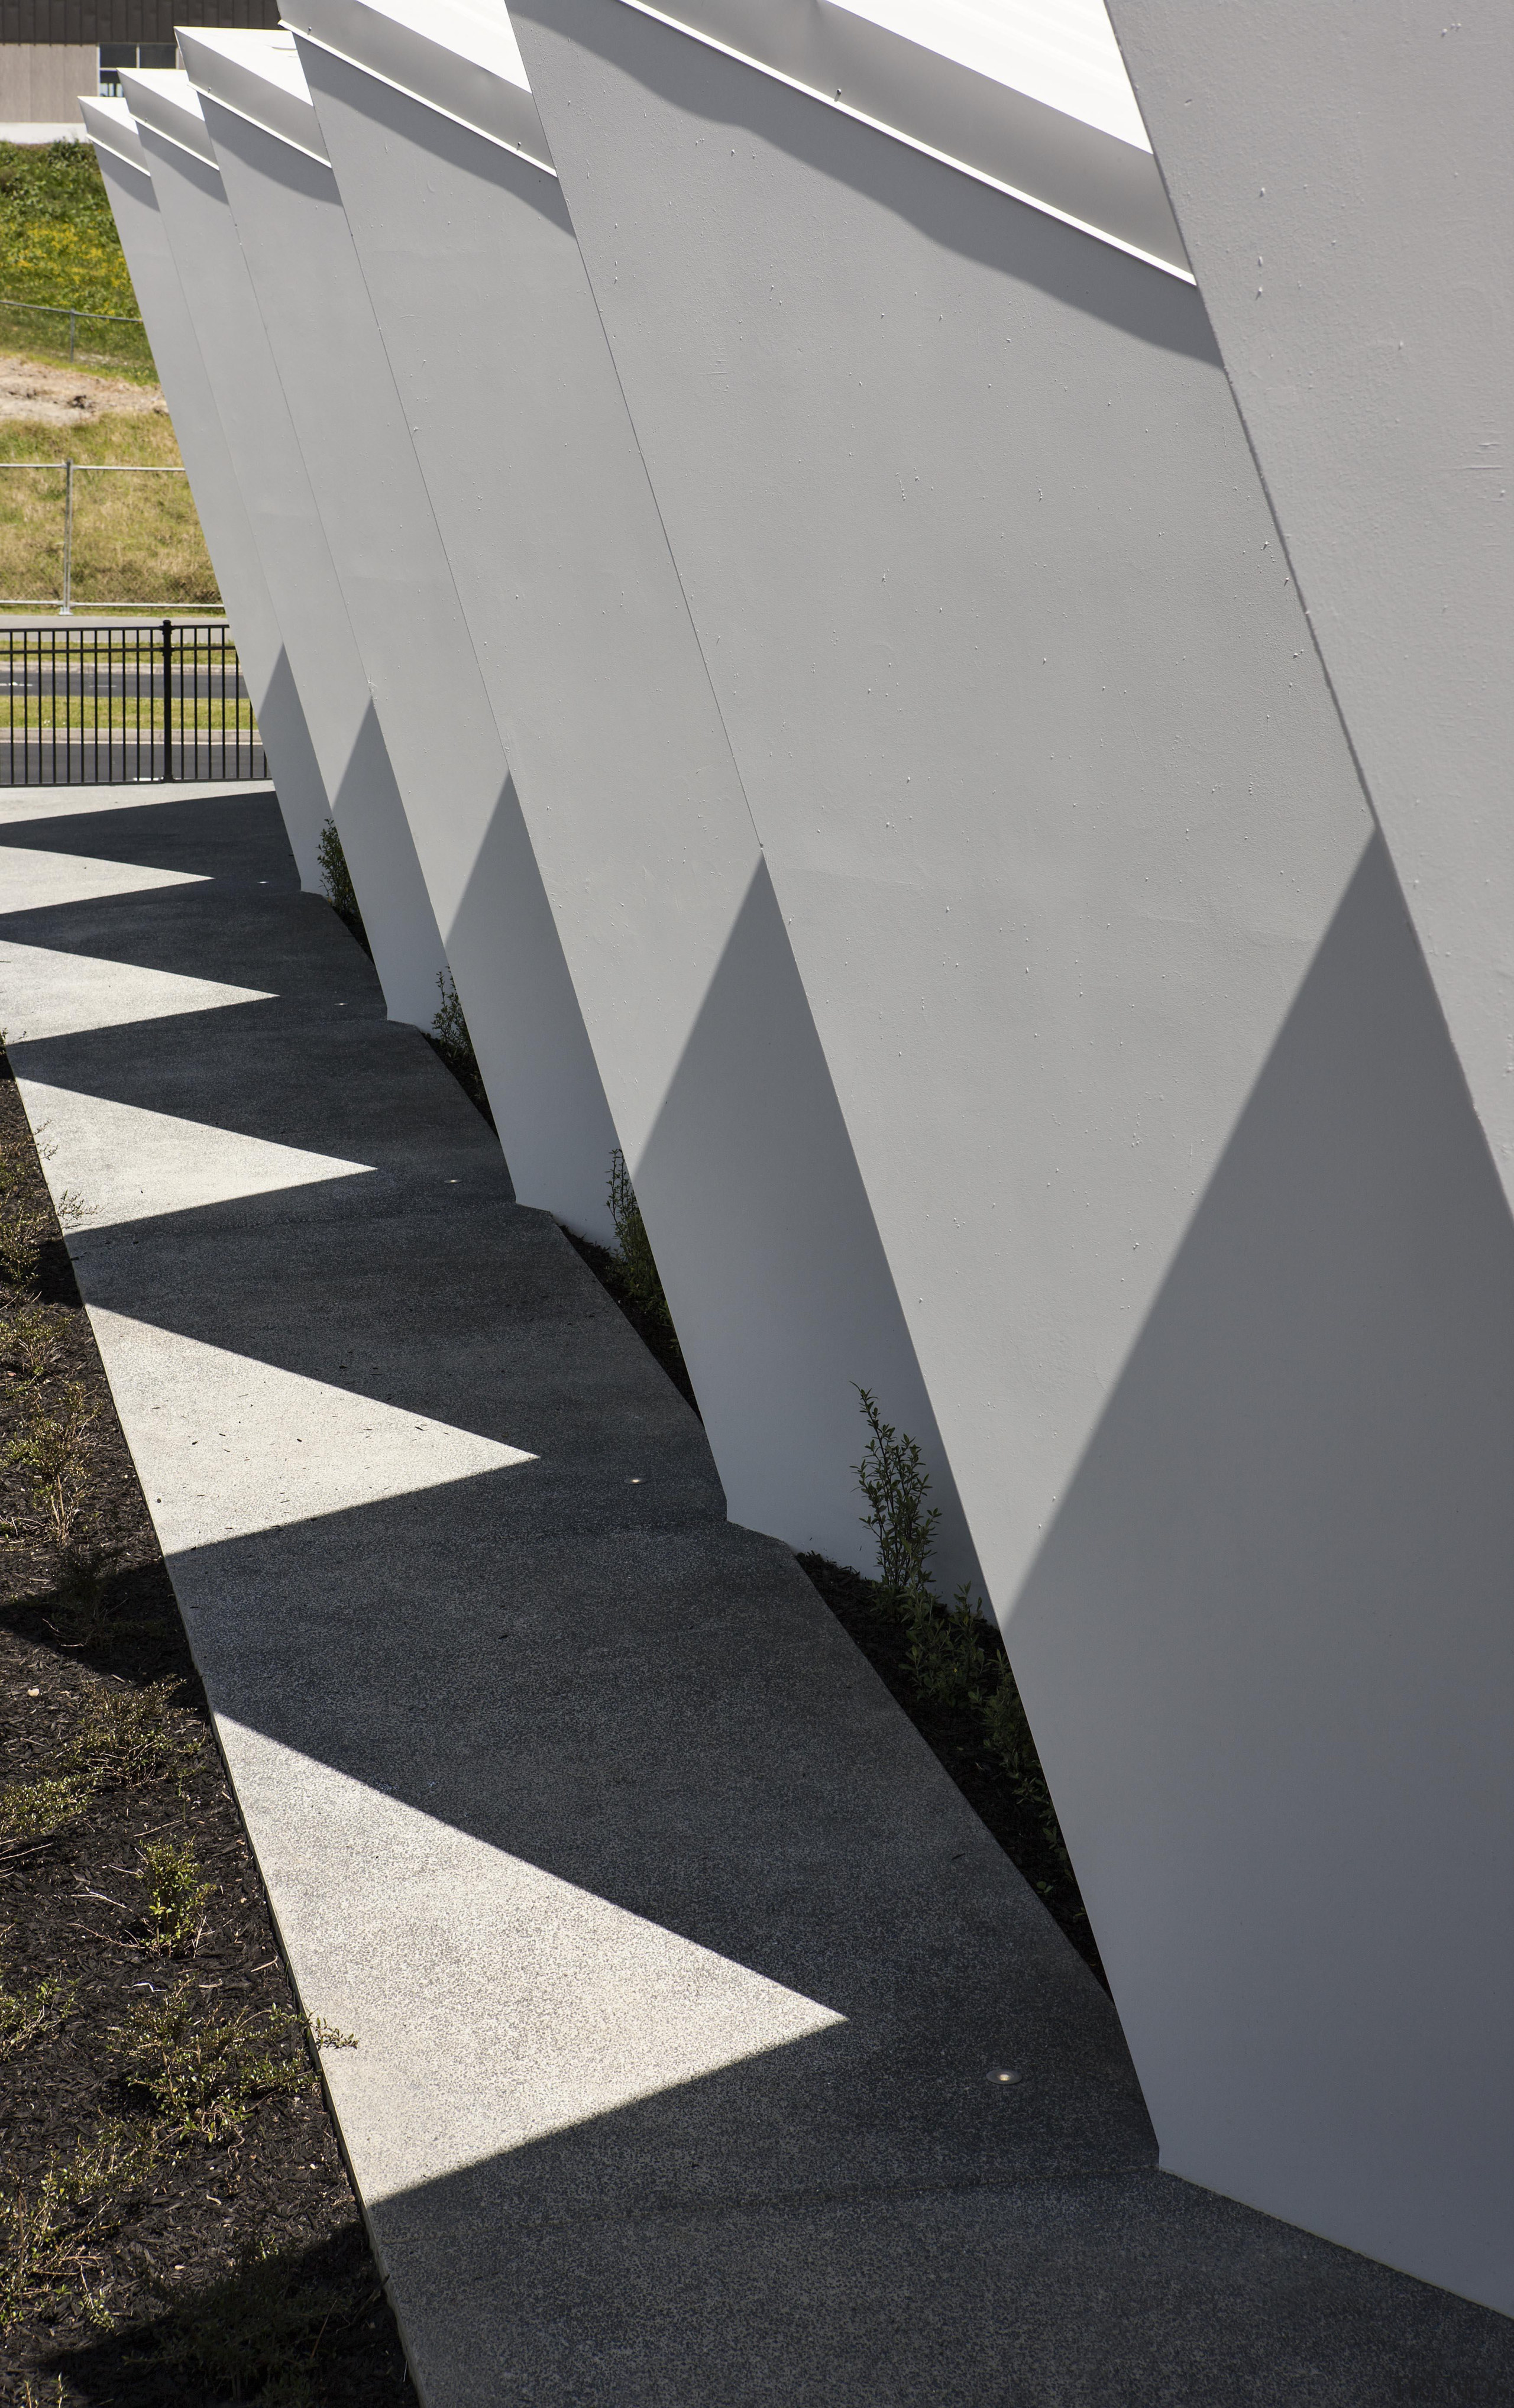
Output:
(509, 0), (1514, 2307)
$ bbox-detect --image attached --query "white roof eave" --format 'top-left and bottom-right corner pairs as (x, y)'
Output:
(577, 0), (1191, 278)
(280, 0), (555, 174)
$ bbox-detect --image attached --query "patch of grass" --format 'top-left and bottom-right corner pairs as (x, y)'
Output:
(0, 413), (221, 613)
(0, 140), (142, 327)
(317, 820), (370, 959)
(0, 1972), (77, 2061)
(66, 1679), (200, 1792)
(140, 1839), (213, 1959)
(4, 1380), (98, 1548)
(0, 1774), (94, 1849)
(0, 2122), (158, 2336)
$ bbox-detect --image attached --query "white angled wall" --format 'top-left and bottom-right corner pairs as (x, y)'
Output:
(176, 30), (618, 1236)
(121, 69), (448, 1033)
(1103, 1), (1514, 1216)
(81, 98), (329, 894)
(509, 0), (1514, 2311)
(283, 0), (976, 1579)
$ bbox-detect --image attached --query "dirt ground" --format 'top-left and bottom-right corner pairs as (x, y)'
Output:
(0, 355), (167, 426)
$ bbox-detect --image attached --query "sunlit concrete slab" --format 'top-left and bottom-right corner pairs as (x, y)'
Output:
(79, 101), (328, 894)
(1103, 0), (1514, 1199)
(7, 778), (1511, 2401)
(119, 68), (448, 1031)
(5, 1083), (372, 1228)
(0, 936), (273, 1042)
(173, 30), (617, 1235)
(510, 0), (1514, 2310)
(283, 0), (972, 1577)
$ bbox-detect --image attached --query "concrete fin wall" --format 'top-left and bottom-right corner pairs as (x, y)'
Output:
(176, 29), (619, 1235)
(1102, 1), (1514, 1213)
(81, 97), (329, 893)
(121, 67), (449, 1032)
(508, 0), (1514, 2310)
(282, 1), (976, 1578)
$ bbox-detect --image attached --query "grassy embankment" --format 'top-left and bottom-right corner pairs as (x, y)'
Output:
(1, 138), (221, 617)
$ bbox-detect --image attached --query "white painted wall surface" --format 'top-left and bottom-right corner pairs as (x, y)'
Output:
(1102, 2), (1514, 1210)
(175, 32), (617, 1237)
(509, 0), (1514, 2310)
(80, 99), (329, 895)
(121, 69), (448, 1032)
(284, 0), (974, 1577)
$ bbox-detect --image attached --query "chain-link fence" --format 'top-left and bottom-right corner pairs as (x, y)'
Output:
(0, 296), (156, 381)
(0, 461), (221, 611)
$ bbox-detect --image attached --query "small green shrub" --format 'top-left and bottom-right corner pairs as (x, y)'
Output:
(0, 1972), (77, 2059)
(67, 1679), (200, 1791)
(854, 1387), (940, 1617)
(0, 1773), (94, 1846)
(1, 1293), (67, 1380)
(316, 820), (370, 956)
(0, 2122), (157, 2334)
(0, 1196), (53, 1289)
(607, 1150), (674, 1338)
(117, 1986), (309, 2145)
(853, 1389), (1077, 1889)
(4, 1380), (98, 1545)
(430, 969), (493, 1124)
(140, 1839), (213, 1957)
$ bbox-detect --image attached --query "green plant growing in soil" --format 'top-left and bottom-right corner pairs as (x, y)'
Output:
(66, 1678), (200, 1791)
(118, 1985), (312, 2145)
(140, 1839), (213, 1957)
(607, 1148), (675, 1339)
(852, 1387), (1076, 1890)
(316, 819), (370, 957)
(1, 1294), (67, 1381)
(4, 1380), (98, 1546)
(0, 1972), (77, 2060)
(854, 1387), (940, 1619)
(0, 1774), (94, 1848)
(0, 1196), (53, 1289)
(147, 2239), (383, 2408)
(429, 968), (493, 1124)
(0, 2122), (158, 2335)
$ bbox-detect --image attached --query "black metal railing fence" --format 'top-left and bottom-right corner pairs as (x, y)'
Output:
(1, 620), (265, 786)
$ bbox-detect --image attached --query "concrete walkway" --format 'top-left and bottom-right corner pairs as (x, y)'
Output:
(2, 778), (1510, 2406)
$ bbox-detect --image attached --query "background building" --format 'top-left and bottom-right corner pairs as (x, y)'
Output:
(1, 3), (277, 128)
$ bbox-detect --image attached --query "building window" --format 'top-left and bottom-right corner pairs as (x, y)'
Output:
(98, 44), (178, 99)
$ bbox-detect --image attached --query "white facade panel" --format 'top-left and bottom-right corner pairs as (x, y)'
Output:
(285, 0), (975, 1577)
(509, 0), (1514, 2310)
(121, 68), (448, 1032)
(176, 30), (617, 1236)
(81, 97), (329, 894)
(1103, 2), (1514, 1221)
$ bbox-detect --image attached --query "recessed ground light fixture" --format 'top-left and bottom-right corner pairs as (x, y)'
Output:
(987, 2067), (1023, 2085)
